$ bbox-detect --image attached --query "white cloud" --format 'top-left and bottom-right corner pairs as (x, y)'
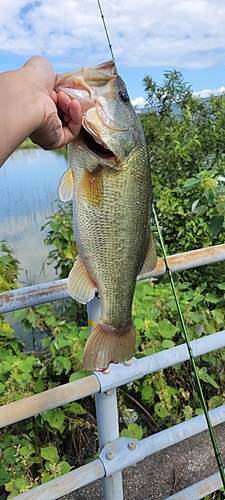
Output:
(193, 86), (225, 98)
(131, 97), (147, 109)
(1, 0), (225, 69)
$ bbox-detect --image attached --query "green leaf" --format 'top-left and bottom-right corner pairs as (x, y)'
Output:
(53, 356), (71, 375)
(4, 447), (17, 464)
(36, 305), (49, 315)
(211, 309), (224, 327)
(195, 408), (204, 416)
(79, 328), (89, 341)
(208, 215), (224, 238)
(158, 319), (178, 338)
(19, 357), (37, 373)
(42, 408), (65, 430)
(45, 315), (57, 327)
(141, 385), (154, 402)
(134, 318), (145, 330)
(154, 402), (168, 418)
(198, 369), (220, 389)
(12, 308), (28, 320)
(41, 446), (59, 463)
(205, 293), (218, 304)
(69, 370), (89, 382)
(191, 199), (199, 213)
(195, 204), (208, 216)
(33, 378), (45, 393)
(59, 461), (72, 474)
(183, 177), (200, 188)
(19, 445), (35, 457)
(42, 337), (52, 348)
(190, 295), (205, 306)
(41, 473), (54, 484)
(11, 478), (27, 491)
(162, 339), (175, 348)
(186, 311), (204, 323)
(68, 402), (86, 414)
(208, 395), (223, 410)
(0, 382), (5, 394)
(121, 423), (143, 440)
(0, 469), (11, 486)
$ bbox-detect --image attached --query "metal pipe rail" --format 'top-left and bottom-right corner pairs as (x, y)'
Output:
(165, 471), (225, 500)
(1, 243), (225, 314)
(0, 330), (224, 427)
(1, 243), (225, 499)
(0, 329), (224, 499)
(14, 460), (105, 500)
(11, 404), (225, 500)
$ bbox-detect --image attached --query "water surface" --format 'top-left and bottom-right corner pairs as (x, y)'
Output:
(0, 148), (68, 285)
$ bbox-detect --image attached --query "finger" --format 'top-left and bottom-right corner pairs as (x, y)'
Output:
(57, 91), (82, 120)
(57, 92), (82, 139)
(57, 91), (71, 114)
(69, 99), (83, 128)
(60, 115), (82, 145)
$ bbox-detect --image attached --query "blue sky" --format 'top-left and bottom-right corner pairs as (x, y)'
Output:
(1, 0), (225, 107)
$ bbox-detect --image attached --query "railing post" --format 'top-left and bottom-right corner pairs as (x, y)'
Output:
(87, 295), (123, 500)
(95, 389), (123, 499)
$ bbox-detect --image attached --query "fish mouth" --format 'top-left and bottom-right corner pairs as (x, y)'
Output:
(55, 61), (123, 160)
(82, 127), (115, 159)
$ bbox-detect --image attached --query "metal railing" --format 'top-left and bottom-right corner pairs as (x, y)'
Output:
(0, 244), (225, 500)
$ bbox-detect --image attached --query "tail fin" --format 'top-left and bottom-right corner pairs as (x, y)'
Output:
(83, 322), (136, 371)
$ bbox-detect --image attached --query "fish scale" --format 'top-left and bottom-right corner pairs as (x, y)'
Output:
(71, 142), (150, 328)
(55, 61), (157, 371)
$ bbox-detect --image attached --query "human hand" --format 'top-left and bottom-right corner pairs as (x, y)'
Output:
(26, 56), (82, 149)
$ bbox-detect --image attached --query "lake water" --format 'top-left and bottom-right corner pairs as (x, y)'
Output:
(0, 148), (69, 285)
(0, 148), (70, 349)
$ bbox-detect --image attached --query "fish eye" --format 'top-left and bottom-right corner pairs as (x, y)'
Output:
(119, 91), (130, 103)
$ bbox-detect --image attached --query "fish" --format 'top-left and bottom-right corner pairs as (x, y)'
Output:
(55, 61), (157, 371)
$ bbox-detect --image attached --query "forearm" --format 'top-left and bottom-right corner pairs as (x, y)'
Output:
(0, 66), (42, 167)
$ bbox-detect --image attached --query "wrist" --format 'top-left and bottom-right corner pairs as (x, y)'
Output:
(18, 64), (45, 135)
(0, 65), (45, 166)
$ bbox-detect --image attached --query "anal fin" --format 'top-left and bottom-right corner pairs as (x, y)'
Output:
(140, 232), (157, 275)
(68, 255), (96, 304)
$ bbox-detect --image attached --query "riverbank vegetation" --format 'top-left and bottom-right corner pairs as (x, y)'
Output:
(1, 71), (225, 499)
(19, 138), (38, 148)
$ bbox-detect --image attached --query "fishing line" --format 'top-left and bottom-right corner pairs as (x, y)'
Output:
(96, 0), (225, 492)
(96, 0), (118, 72)
(153, 205), (225, 492)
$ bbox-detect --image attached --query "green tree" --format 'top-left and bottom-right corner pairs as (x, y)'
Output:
(140, 71), (225, 287)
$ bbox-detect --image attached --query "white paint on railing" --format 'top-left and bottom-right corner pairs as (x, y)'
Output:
(0, 331), (224, 429)
(164, 470), (224, 500)
(1, 243), (225, 314)
(12, 460), (104, 500)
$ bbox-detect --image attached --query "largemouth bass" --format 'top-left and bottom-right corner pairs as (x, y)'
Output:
(55, 61), (157, 371)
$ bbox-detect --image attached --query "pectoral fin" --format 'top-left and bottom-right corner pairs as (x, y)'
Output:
(58, 167), (74, 201)
(68, 256), (96, 304)
(78, 166), (104, 208)
(140, 232), (157, 275)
